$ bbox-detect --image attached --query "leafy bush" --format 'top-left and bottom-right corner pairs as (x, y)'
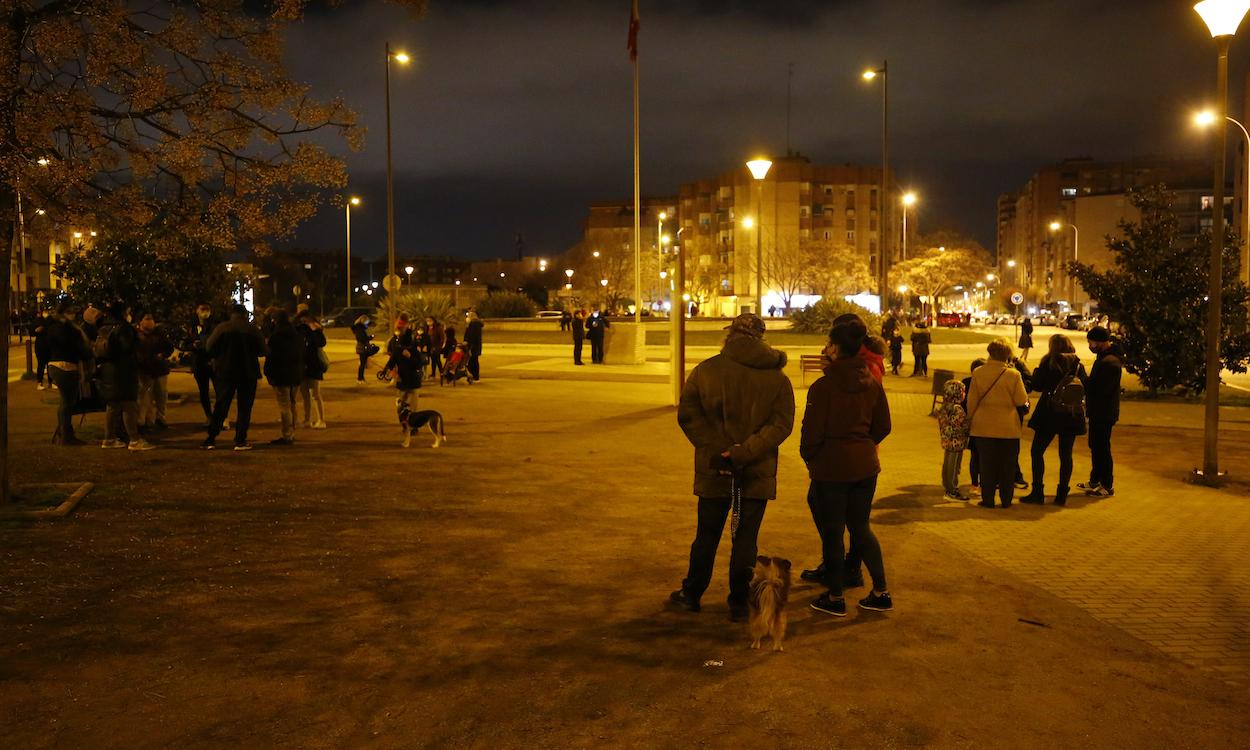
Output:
(377, 289), (456, 334)
(474, 290), (537, 319)
(789, 297), (882, 336)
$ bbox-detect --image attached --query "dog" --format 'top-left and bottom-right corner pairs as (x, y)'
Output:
(396, 398), (446, 448)
(748, 555), (791, 651)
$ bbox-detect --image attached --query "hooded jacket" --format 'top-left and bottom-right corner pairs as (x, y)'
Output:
(800, 355), (892, 482)
(1086, 342), (1123, 424)
(937, 380), (970, 452)
(677, 335), (795, 499)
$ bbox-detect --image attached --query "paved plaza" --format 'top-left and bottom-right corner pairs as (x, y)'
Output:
(1, 337), (1248, 748)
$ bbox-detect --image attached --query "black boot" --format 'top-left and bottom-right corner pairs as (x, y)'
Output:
(1053, 485), (1070, 506)
(1020, 485), (1046, 505)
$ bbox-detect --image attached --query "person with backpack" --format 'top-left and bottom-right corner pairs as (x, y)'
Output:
(294, 310), (327, 429)
(1021, 334), (1088, 506)
(1078, 326), (1123, 498)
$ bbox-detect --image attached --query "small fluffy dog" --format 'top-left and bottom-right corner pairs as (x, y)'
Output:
(748, 555), (791, 651)
(396, 399), (446, 448)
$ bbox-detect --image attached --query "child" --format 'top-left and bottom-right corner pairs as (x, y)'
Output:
(961, 359), (985, 493)
(937, 379), (971, 500)
(888, 333), (904, 375)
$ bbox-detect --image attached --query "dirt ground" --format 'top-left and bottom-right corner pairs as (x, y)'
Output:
(1, 357), (1248, 749)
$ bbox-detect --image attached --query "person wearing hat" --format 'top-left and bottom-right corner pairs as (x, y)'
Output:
(671, 312), (795, 621)
(1079, 326), (1122, 497)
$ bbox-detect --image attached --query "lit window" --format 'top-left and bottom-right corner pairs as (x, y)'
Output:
(1061, 188), (1077, 198)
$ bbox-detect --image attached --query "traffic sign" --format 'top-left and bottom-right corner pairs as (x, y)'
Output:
(382, 274), (403, 294)
(1010, 292), (1024, 306)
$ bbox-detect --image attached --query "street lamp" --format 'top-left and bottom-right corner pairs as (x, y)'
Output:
(1195, 107), (1250, 284)
(565, 268), (574, 290)
(345, 196), (361, 303)
(746, 158), (772, 314)
(862, 61), (890, 307)
(1048, 219), (1079, 305)
(384, 43), (411, 286)
(1193, 0), (1250, 483)
(901, 191), (918, 260)
(405, 265), (415, 286)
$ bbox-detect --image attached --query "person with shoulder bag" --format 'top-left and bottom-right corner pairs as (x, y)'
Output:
(1021, 334), (1088, 506)
(967, 338), (1030, 508)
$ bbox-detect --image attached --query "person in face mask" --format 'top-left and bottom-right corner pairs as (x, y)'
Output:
(187, 303), (218, 427)
(384, 314), (423, 406)
(136, 312), (174, 431)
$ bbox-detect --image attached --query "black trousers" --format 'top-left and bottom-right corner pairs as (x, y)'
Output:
(467, 344), (481, 380)
(808, 477), (886, 596)
(573, 337), (584, 364)
(976, 437), (1020, 506)
(357, 353), (370, 381)
(590, 336), (605, 363)
(208, 378), (256, 444)
(1088, 421), (1115, 490)
(193, 366), (215, 421)
(429, 350), (442, 378)
(914, 354), (928, 375)
(683, 496), (767, 605)
(1030, 428), (1077, 491)
(49, 365), (81, 440)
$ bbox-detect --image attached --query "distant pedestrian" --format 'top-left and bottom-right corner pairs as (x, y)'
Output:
(881, 313), (898, 341)
(571, 309), (586, 365)
(910, 322), (931, 377)
(351, 314), (375, 384)
(967, 338), (1029, 508)
(670, 313), (795, 621)
(586, 310), (608, 364)
(295, 310), (327, 429)
(465, 311), (484, 380)
(136, 313), (174, 431)
(264, 310), (305, 445)
(1018, 317), (1034, 362)
(937, 380), (971, 500)
(45, 303), (92, 445)
(202, 305), (266, 451)
(33, 309), (51, 390)
(560, 309), (572, 332)
(802, 315), (893, 617)
(888, 333), (903, 375)
(426, 316), (446, 378)
(1021, 334), (1088, 506)
(768, 305), (777, 318)
(1079, 326), (1122, 498)
(96, 302), (154, 451)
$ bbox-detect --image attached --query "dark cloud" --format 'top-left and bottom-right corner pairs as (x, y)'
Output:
(282, 0), (1243, 260)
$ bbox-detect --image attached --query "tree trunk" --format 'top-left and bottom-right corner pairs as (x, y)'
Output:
(1, 193), (14, 504)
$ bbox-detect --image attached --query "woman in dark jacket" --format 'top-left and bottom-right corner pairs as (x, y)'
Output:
(45, 303), (92, 445)
(1018, 317), (1034, 362)
(464, 311), (484, 380)
(97, 302), (153, 450)
(910, 323), (931, 377)
(295, 311), (328, 429)
(425, 316), (446, 378)
(385, 314), (424, 406)
(264, 311), (306, 444)
(1021, 334), (1087, 506)
(351, 314), (375, 384)
(801, 315), (894, 617)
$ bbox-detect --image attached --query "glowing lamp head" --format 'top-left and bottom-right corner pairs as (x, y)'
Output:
(986, 273), (996, 282)
(592, 251), (600, 258)
(1194, 110), (1219, 127)
(658, 212), (667, 221)
(35, 208), (45, 215)
(392, 51), (411, 64)
(565, 269), (574, 278)
(1194, 0), (1250, 37)
(742, 217), (755, 229)
(36, 157), (50, 166)
(862, 69), (878, 81)
(350, 196), (361, 206)
(600, 279), (608, 287)
(404, 265), (414, 275)
(1007, 259), (1017, 268)
(1049, 221), (1062, 232)
(746, 159), (772, 180)
(661, 234), (671, 245)
(902, 192), (918, 207)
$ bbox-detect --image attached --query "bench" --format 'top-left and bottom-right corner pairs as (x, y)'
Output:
(929, 368), (956, 415)
(799, 354), (825, 385)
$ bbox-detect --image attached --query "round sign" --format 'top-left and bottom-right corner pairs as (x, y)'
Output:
(382, 274), (403, 293)
(1010, 292), (1024, 306)
(292, 285), (301, 296)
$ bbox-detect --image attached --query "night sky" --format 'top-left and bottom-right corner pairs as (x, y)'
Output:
(283, 0), (1248, 261)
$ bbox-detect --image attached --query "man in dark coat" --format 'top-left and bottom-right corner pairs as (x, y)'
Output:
(97, 302), (154, 451)
(671, 313), (795, 621)
(202, 305), (267, 450)
(1080, 326), (1122, 497)
(385, 314), (424, 406)
(464, 311), (484, 380)
(571, 309), (586, 366)
(187, 303), (218, 426)
(264, 311), (306, 445)
(585, 310), (608, 364)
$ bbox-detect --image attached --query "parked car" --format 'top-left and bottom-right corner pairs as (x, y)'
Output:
(936, 311), (969, 328)
(321, 306), (373, 327)
(1061, 314), (1086, 331)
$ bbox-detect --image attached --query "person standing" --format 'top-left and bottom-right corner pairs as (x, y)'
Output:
(45, 303), (91, 445)
(202, 305), (267, 451)
(136, 313), (174, 431)
(33, 309), (51, 390)
(263, 311), (305, 445)
(880, 313), (898, 342)
(1079, 326), (1122, 497)
(586, 310), (607, 364)
(967, 339), (1030, 508)
(560, 309), (572, 332)
(187, 303), (218, 427)
(571, 309), (586, 366)
(426, 316), (446, 379)
(910, 322), (931, 377)
(351, 314), (374, 384)
(1021, 334), (1088, 506)
(937, 379), (971, 501)
(670, 313), (795, 621)
(96, 303), (154, 451)
(385, 314), (423, 406)
(464, 310), (484, 380)
(295, 310), (327, 429)
(1018, 316), (1034, 362)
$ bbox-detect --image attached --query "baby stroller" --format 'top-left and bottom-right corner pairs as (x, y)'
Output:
(441, 344), (473, 386)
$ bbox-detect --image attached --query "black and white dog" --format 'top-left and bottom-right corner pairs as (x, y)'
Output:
(396, 399), (446, 448)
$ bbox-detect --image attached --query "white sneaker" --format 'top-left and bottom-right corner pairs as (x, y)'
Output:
(127, 439), (156, 452)
(312, 421), (327, 430)
(36, 383), (45, 391)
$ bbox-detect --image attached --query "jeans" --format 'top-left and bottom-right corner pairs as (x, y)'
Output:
(105, 400), (139, 443)
(357, 353), (369, 381)
(194, 366), (215, 422)
(914, 354), (928, 375)
(299, 378), (324, 425)
(49, 365), (81, 441)
(467, 344), (481, 379)
(429, 350), (442, 378)
(942, 450), (964, 494)
(1088, 421), (1115, 490)
(1030, 428), (1076, 492)
(682, 496), (767, 605)
(208, 378), (256, 444)
(573, 337), (584, 364)
(976, 437), (1020, 506)
(273, 385), (297, 439)
(590, 337), (605, 364)
(808, 476), (886, 596)
(138, 374), (168, 425)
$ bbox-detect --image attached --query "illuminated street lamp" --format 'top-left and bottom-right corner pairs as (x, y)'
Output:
(1195, 107), (1250, 283)
(1048, 219), (1080, 304)
(862, 61), (890, 304)
(405, 264), (415, 286)
(901, 191), (918, 260)
(384, 43), (411, 284)
(746, 158), (772, 314)
(345, 196), (361, 303)
(1192, 0), (1250, 483)
(1007, 259), (1016, 267)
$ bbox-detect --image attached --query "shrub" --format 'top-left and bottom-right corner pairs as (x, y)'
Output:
(377, 289), (456, 334)
(474, 290), (537, 319)
(789, 297), (882, 336)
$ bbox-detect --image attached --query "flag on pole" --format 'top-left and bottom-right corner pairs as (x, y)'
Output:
(627, 0), (640, 61)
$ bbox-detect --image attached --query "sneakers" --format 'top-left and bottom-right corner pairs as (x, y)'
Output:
(858, 591), (894, 612)
(1013, 479), (1029, 490)
(233, 442), (253, 452)
(668, 589), (700, 613)
(357, 379), (366, 385)
(1085, 486), (1114, 497)
(799, 563), (826, 583)
(810, 592), (847, 617)
(127, 439), (156, 452)
(100, 438), (126, 449)
(269, 437), (294, 446)
(944, 490), (970, 501)
(1076, 481), (1100, 492)
(311, 421), (327, 430)
(36, 383), (45, 391)
(200, 438), (216, 450)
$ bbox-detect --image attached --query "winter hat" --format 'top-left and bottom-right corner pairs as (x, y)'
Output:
(724, 312), (766, 338)
(1087, 326), (1111, 342)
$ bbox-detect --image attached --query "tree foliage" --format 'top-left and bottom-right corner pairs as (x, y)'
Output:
(1069, 186), (1250, 393)
(890, 232), (991, 314)
(377, 288), (457, 335)
(802, 239), (873, 299)
(790, 297), (882, 336)
(475, 290), (538, 319)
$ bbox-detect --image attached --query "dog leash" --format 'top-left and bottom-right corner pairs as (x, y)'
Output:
(730, 467), (743, 542)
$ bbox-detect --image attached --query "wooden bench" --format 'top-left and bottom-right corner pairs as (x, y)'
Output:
(799, 354), (825, 385)
(929, 368), (956, 415)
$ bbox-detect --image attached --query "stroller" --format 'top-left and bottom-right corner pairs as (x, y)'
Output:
(441, 344), (473, 386)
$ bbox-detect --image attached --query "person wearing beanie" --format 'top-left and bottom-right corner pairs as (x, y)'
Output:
(1079, 326), (1122, 497)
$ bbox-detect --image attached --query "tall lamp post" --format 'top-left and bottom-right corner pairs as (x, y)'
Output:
(1193, 0), (1250, 483)
(384, 43), (411, 287)
(1195, 108), (1250, 284)
(1048, 220), (1079, 306)
(345, 196), (361, 305)
(746, 158), (772, 314)
(901, 191), (917, 261)
(863, 62), (889, 312)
